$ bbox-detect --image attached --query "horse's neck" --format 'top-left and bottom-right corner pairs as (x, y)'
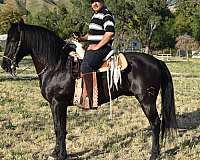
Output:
(22, 31), (47, 74)
(31, 53), (47, 75)
(24, 28), (65, 75)
(31, 51), (67, 75)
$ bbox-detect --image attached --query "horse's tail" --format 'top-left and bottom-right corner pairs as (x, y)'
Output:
(159, 60), (177, 140)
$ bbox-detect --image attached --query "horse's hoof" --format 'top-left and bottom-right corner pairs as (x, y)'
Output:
(48, 155), (56, 160)
(75, 103), (90, 110)
(48, 148), (67, 160)
(149, 154), (158, 160)
(48, 150), (58, 159)
(48, 155), (67, 160)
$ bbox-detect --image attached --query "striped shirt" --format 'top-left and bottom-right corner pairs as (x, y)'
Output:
(88, 6), (115, 47)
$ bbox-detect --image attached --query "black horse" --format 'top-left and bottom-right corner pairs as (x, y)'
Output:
(1, 20), (177, 160)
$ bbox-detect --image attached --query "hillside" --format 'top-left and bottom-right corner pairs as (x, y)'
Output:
(0, 0), (72, 15)
(0, 0), (27, 13)
(26, 0), (57, 15)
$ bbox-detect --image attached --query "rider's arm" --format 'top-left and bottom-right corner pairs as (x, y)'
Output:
(95, 32), (114, 49)
(87, 32), (114, 50)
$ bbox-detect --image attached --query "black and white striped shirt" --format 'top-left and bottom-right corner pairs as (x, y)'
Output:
(88, 7), (115, 47)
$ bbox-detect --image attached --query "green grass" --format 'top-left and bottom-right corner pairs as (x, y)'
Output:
(166, 59), (200, 77)
(0, 56), (200, 159)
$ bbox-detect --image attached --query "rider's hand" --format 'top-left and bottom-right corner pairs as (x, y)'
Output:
(87, 44), (99, 50)
(72, 32), (81, 42)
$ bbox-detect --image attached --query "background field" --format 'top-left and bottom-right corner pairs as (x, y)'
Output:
(0, 55), (200, 160)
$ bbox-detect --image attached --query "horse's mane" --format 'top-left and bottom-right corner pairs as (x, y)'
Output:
(22, 24), (69, 67)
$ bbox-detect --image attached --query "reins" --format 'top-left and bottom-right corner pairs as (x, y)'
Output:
(1, 30), (47, 77)
(0, 55), (38, 77)
(1, 31), (23, 75)
(1, 54), (47, 77)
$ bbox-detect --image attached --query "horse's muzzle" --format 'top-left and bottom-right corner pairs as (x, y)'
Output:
(1, 58), (16, 76)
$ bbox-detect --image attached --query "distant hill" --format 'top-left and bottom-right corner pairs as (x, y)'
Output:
(26, 0), (57, 15)
(0, 0), (72, 15)
(0, 0), (27, 13)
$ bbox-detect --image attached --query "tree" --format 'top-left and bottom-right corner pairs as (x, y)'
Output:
(0, 0), (176, 52)
(152, 17), (176, 50)
(106, 0), (131, 50)
(190, 7), (200, 41)
(27, 0), (92, 39)
(121, 0), (172, 53)
(176, 34), (199, 59)
(105, 0), (173, 52)
(175, 0), (200, 40)
(70, 0), (92, 34)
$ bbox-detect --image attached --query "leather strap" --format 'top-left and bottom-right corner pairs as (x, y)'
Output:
(92, 72), (98, 108)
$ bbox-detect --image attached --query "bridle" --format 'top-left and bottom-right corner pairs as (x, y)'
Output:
(3, 31), (23, 75)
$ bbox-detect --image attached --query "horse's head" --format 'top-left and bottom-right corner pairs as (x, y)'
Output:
(1, 19), (25, 76)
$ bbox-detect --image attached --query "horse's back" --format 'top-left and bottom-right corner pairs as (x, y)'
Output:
(123, 51), (160, 66)
(123, 52), (161, 75)
(121, 52), (162, 96)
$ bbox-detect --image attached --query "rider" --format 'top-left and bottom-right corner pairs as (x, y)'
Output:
(76, 0), (115, 109)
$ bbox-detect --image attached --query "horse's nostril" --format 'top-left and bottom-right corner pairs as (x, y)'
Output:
(1, 65), (5, 70)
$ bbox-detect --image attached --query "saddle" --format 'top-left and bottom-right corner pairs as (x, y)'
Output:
(69, 42), (128, 110)
(98, 51), (128, 72)
(69, 48), (128, 73)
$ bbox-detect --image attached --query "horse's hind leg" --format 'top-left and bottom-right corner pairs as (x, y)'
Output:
(50, 99), (67, 160)
(137, 97), (161, 160)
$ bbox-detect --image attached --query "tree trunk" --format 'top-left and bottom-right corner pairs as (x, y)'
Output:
(145, 22), (157, 54)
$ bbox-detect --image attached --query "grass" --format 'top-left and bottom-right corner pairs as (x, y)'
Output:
(166, 59), (200, 77)
(0, 56), (200, 159)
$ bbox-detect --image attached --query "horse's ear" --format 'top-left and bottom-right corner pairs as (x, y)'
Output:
(9, 21), (14, 26)
(18, 18), (25, 32)
(19, 18), (25, 25)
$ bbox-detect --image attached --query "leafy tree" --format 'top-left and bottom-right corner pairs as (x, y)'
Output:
(0, 0), (179, 52)
(107, 0), (172, 52)
(105, 0), (131, 49)
(132, 0), (172, 53)
(27, 0), (92, 39)
(175, 14), (191, 36)
(28, 7), (73, 39)
(190, 7), (200, 41)
(152, 17), (176, 50)
(175, 0), (200, 40)
(70, 0), (92, 34)
(0, 10), (22, 34)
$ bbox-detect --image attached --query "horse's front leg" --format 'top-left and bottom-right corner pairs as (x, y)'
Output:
(50, 99), (67, 160)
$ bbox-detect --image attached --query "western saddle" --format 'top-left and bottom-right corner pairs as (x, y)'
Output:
(69, 41), (128, 110)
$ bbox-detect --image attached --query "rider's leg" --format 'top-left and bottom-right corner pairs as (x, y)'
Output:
(79, 47), (111, 109)
(82, 72), (97, 109)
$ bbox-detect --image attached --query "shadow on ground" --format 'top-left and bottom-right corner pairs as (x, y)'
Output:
(163, 109), (200, 156)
